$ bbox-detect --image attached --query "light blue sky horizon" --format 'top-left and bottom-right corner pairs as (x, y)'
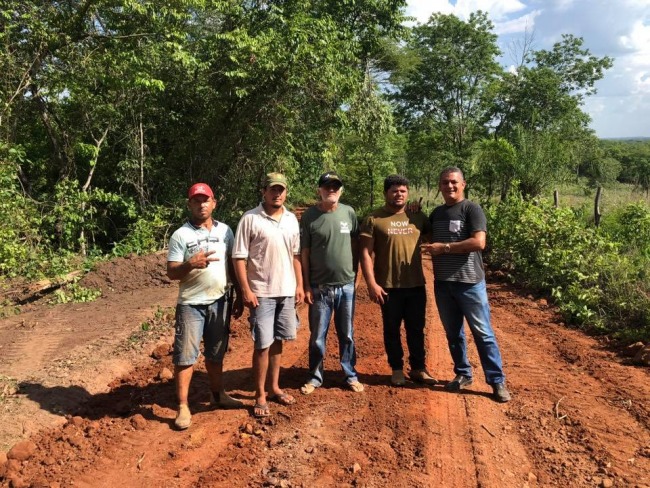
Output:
(405, 0), (650, 139)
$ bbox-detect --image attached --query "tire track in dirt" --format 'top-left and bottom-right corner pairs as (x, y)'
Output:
(421, 261), (533, 488)
(191, 269), (534, 488)
(489, 282), (650, 486)
(0, 288), (178, 379)
(1, 254), (649, 488)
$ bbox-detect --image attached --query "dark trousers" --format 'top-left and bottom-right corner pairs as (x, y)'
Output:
(380, 286), (427, 371)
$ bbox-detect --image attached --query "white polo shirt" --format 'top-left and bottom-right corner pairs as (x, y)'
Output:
(167, 220), (234, 305)
(233, 204), (300, 297)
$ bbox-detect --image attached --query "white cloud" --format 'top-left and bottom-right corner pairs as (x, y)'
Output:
(493, 10), (541, 35)
(453, 0), (527, 21)
(406, 0), (528, 24)
(405, 0), (453, 24)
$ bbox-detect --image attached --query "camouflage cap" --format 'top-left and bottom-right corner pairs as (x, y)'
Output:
(263, 172), (288, 188)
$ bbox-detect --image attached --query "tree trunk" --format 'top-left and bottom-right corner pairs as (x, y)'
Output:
(139, 115), (145, 208)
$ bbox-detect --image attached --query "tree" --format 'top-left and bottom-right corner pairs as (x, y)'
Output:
(510, 126), (572, 199)
(469, 137), (517, 200)
(392, 11), (501, 161)
(0, 0), (409, 275)
(337, 70), (399, 212)
(491, 34), (613, 137)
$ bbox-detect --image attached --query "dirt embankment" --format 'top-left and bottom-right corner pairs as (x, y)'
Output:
(0, 253), (648, 487)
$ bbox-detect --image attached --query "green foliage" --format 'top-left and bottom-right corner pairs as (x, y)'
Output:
(0, 375), (18, 405)
(49, 280), (101, 304)
(390, 14), (612, 202)
(336, 72), (400, 212)
(1, 0), (408, 260)
(601, 139), (650, 195)
(470, 137), (517, 200)
(600, 203), (650, 259)
(112, 205), (178, 256)
(580, 156), (622, 188)
(0, 150), (42, 278)
(492, 34), (613, 137)
(393, 11), (500, 160)
(41, 179), (138, 253)
(509, 126), (573, 198)
(487, 197), (650, 341)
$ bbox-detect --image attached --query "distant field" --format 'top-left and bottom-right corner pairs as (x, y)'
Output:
(409, 180), (650, 218)
(552, 181), (648, 210)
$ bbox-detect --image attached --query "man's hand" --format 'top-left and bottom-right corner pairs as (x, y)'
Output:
(242, 288), (259, 309)
(189, 249), (218, 269)
(406, 198), (423, 213)
(304, 287), (314, 305)
(368, 283), (388, 305)
(295, 286), (305, 306)
(420, 243), (443, 256)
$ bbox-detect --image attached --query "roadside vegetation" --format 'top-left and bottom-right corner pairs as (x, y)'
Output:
(486, 197), (650, 342)
(1, 2), (649, 340)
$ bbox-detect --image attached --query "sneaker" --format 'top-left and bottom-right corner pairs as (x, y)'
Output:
(410, 369), (438, 385)
(175, 404), (191, 430)
(391, 370), (406, 386)
(348, 381), (364, 393)
(492, 383), (512, 403)
(300, 383), (317, 395)
(212, 391), (244, 409)
(444, 374), (473, 391)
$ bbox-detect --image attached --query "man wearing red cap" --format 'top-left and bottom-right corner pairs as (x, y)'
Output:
(167, 183), (244, 430)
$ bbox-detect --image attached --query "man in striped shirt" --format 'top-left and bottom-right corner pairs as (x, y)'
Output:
(421, 167), (511, 403)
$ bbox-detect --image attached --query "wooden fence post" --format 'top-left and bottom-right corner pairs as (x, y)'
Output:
(594, 186), (602, 227)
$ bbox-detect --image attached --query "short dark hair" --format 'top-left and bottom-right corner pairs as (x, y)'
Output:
(384, 174), (409, 192)
(439, 166), (464, 182)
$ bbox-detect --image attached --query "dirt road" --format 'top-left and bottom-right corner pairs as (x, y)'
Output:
(0, 253), (648, 487)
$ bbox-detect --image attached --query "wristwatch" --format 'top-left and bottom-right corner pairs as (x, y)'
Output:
(444, 243), (451, 254)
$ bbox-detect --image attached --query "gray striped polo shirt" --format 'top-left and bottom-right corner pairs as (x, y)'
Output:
(429, 199), (486, 284)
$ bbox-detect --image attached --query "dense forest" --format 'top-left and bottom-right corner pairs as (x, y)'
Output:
(2, 1), (650, 340)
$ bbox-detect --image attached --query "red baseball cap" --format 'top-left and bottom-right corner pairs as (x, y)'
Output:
(188, 183), (214, 199)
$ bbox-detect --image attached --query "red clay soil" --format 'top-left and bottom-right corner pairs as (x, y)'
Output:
(0, 253), (648, 488)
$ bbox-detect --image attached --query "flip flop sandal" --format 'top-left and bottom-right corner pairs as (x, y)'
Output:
(253, 403), (270, 418)
(268, 392), (296, 406)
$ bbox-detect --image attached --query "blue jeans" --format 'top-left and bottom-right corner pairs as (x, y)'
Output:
(434, 280), (505, 385)
(380, 286), (427, 371)
(173, 294), (230, 366)
(306, 282), (358, 386)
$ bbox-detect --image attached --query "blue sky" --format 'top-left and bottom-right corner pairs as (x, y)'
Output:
(405, 0), (650, 139)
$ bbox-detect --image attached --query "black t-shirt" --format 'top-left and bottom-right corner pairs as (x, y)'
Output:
(429, 199), (486, 284)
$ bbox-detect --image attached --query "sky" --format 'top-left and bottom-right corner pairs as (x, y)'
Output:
(404, 0), (650, 139)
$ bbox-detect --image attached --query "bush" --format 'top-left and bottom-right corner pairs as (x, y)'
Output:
(0, 154), (43, 279)
(112, 205), (179, 256)
(600, 202), (650, 259)
(486, 197), (650, 341)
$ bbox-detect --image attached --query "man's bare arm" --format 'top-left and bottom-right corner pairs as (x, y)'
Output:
(359, 235), (387, 305)
(421, 231), (486, 256)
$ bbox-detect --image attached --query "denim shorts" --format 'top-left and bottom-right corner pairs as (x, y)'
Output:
(173, 294), (230, 366)
(249, 296), (297, 350)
